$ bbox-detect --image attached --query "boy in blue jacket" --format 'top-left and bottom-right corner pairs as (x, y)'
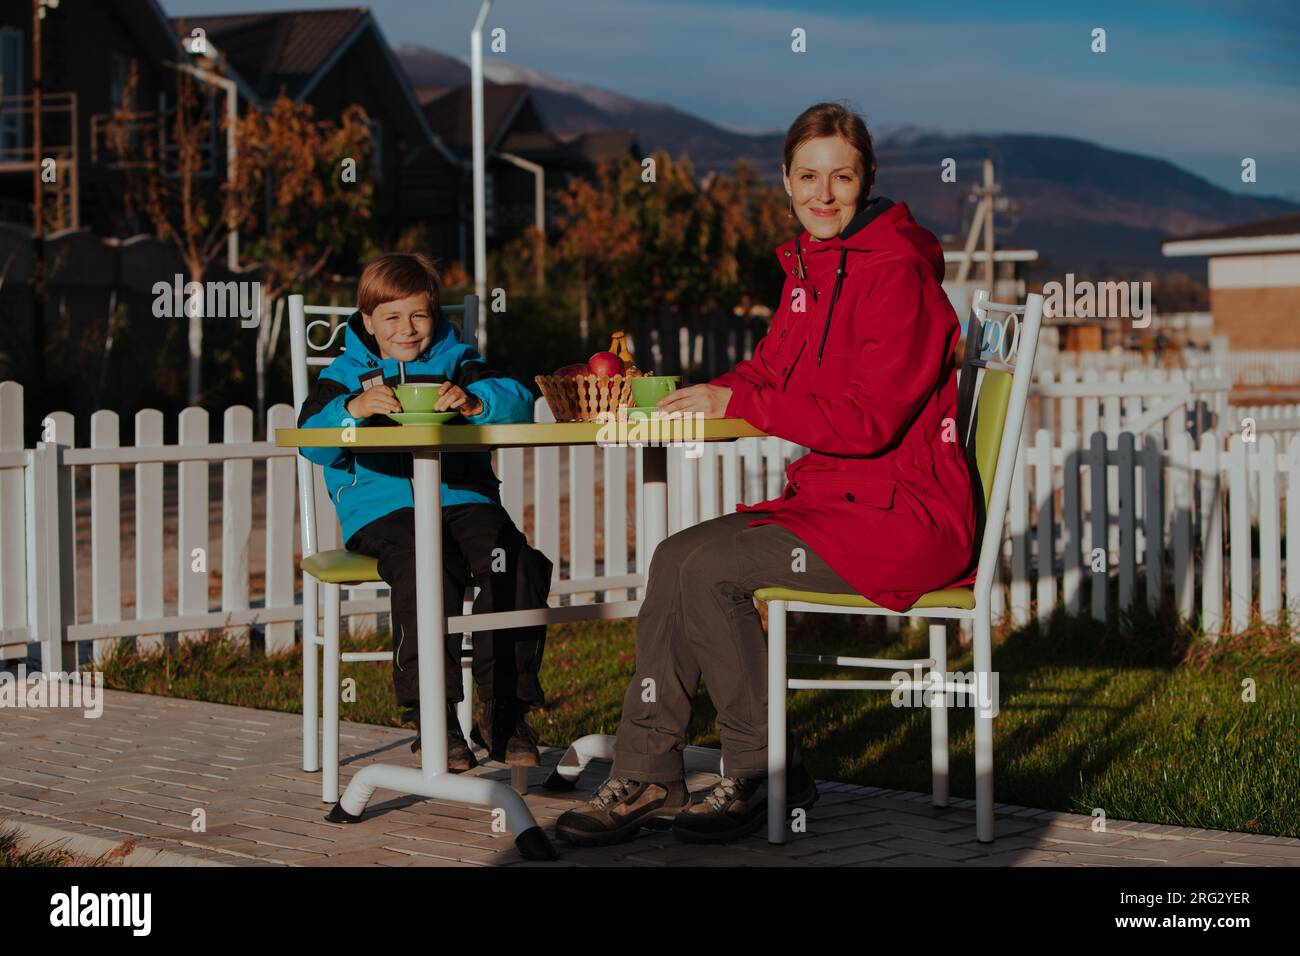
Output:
(297, 253), (553, 770)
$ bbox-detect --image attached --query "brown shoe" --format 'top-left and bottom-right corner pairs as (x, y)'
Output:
(672, 764), (818, 844)
(505, 709), (542, 767)
(470, 699), (513, 762)
(407, 704), (478, 773)
(555, 776), (691, 846)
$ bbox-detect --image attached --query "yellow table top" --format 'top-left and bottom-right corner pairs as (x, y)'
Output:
(275, 417), (767, 451)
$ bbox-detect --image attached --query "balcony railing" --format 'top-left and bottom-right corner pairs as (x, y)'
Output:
(0, 91), (77, 171)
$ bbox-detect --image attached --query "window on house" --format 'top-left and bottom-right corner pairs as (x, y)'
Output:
(0, 27), (23, 157)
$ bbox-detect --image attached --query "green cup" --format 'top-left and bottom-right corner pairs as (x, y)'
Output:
(394, 383), (440, 412)
(631, 375), (680, 408)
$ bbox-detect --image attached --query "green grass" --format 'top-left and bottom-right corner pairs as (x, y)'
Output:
(0, 826), (101, 867)
(96, 606), (1300, 838)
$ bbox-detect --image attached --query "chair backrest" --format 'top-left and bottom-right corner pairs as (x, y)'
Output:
(287, 292), (480, 558)
(953, 288), (1044, 603)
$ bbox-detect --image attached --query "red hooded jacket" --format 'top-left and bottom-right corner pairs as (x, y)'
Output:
(709, 198), (975, 611)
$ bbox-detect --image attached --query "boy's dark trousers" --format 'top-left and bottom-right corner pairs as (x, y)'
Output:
(346, 503), (554, 711)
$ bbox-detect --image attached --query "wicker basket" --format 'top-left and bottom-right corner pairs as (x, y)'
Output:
(535, 370), (643, 422)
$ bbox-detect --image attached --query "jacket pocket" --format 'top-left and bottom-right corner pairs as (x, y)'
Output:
(793, 474), (896, 509)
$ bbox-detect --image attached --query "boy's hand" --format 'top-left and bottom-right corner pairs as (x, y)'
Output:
(436, 381), (484, 416)
(346, 385), (401, 420)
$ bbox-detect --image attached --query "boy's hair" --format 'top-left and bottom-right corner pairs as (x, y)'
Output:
(357, 252), (442, 315)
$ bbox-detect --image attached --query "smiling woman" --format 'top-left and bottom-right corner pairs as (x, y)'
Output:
(556, 101), (978, 849)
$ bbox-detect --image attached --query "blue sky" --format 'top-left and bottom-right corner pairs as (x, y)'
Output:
(161, 0), (1300, 198)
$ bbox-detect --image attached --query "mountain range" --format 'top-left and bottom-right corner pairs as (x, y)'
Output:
(396, 44), (1298, 276)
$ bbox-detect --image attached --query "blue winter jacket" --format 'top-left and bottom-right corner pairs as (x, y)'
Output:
(296, 310), (534, 544)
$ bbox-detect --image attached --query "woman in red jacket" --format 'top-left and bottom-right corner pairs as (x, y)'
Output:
(557, 102), (976, 848)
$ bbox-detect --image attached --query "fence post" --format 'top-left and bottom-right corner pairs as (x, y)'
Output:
(1142, 432), (1164, 613)
(1117, 432), (1136, 612)
(1061, 430), (1082, 614)
(1033, 428), (1054, 624)
(1170, 431), (1193, 620)
(31, 411), (76, 672)
(1228, 434), (1251, 634)
(1258, 435), (1281, 624)
(1008, 431), (1030, 626)
(0, 381), (27, 661)
(222, 406), (254, 647)
(1199, 432), (1223, 638)
(264, 405), (296, 653)
(1090, 430), (1109, 623)
(90, 410), (122, 663)
(134, 410), (165, 653)
(570, 444), (595, 605)
(178, 407), (209, 642)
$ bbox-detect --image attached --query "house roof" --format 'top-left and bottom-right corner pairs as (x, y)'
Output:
(420, 83), (534, 153)
(171, 7), (370, 102)
(114, 0), (184, 63)
(170, 7), (449, 160)
(561, 130), (640, 165)
(1171, 211), (1300, 244)
(1164, 211), (1300, 257)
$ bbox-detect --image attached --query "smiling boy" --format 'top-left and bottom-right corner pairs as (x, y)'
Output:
(297, 253), (554, 770)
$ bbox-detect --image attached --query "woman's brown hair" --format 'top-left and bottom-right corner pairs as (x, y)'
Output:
(782, 102), (877, 202)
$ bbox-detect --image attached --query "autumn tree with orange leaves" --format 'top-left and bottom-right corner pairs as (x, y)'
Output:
(499, 150), (788, 351)
(107, 65), (375, 408)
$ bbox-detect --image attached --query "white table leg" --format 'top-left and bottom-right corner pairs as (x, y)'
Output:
(413, 450), (448, 778)
(328, 449), (555, 860)
(642, 445), (669, 566)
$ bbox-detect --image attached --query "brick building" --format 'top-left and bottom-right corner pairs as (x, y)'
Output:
(1163, 212), (1300, 350)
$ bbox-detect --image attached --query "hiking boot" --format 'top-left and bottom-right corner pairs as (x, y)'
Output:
(408, 704), (478, 773)
(554, 776), (691, 846)
(671, 763), (819, 844)
(504, 708), (542, 767)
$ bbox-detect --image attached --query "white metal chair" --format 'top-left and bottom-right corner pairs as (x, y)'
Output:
(759, 289), (1044, 844)
(288, 293), (480, 803)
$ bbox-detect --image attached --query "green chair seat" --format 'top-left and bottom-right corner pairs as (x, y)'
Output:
(301, 549), (384, 584)
(753, 586), (976, 611)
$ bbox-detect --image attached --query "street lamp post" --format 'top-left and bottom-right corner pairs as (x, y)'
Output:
(470, 0), (493, 356)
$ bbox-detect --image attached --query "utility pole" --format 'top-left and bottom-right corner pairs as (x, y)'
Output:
(32, 0), (43, 238)
(470, 0), (493, 356)
(955, 158), (999, 289)
(31, 0), (58, 394)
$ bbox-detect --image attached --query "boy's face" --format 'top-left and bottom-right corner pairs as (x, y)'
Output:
(362, 293), (435, 361)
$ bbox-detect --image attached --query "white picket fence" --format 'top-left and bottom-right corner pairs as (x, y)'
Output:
(1040, 347), (1300, 389)
(0, 381), (808, 670)
(5, 365), (1300, 672)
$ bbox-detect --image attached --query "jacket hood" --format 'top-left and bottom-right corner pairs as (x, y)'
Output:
(776, 198), (947, 283)
(342, 309), (461, 367)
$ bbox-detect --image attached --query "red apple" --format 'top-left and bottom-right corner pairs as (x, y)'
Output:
(554, 363), (590, 378)
(588, 351), (624, 377)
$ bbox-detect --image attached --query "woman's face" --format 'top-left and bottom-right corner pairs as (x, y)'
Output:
(782, 135), (865, 240)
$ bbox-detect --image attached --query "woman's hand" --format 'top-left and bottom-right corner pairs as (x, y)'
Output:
(436, 381), (484, 416)
(655, 384), (733, 419)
